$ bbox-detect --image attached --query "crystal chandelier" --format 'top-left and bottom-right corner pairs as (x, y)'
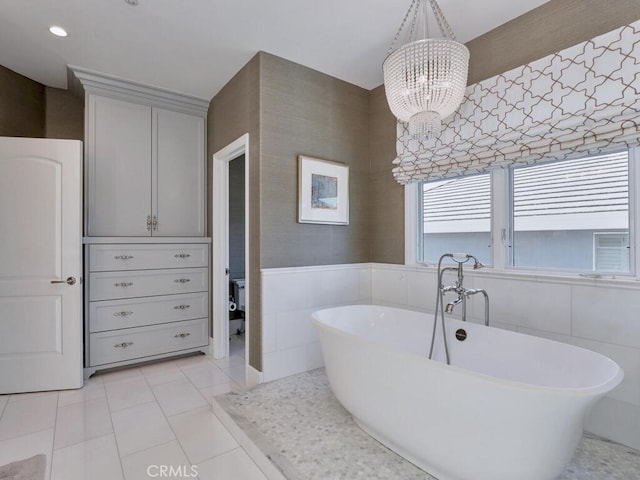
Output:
(383, 0), (469, 139)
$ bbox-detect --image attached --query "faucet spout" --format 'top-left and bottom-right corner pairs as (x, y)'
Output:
(445, 295), (463, 314)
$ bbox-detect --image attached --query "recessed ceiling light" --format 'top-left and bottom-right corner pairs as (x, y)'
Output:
(49, 25), (68, 37)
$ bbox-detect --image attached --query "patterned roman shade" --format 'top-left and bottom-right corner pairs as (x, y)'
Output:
(393, 20), (640, 184)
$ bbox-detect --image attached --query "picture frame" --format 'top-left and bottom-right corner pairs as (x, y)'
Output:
(298, 155), (349, 225)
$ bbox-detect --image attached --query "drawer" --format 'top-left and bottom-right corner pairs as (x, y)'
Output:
(89, 267), (208, 301)
(89, 244), (208, 271)
(89, 318), (208, 366)
(89, 292), (209, 332)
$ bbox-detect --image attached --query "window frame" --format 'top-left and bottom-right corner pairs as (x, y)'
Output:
(416, 173), (493, 267)
(407, 147), (640, 280)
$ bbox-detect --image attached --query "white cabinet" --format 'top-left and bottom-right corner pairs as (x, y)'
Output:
(87, 96), (152, 236)
(84, 242), (210, 375)
(86, 96), (205, 237)
(70, 67), (212, 376)
(154, 108), (206, 236)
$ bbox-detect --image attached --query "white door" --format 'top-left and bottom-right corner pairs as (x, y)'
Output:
(153, 108), (205, 236)
(0, 137), (83, 394)
(87, 95), (152, 236)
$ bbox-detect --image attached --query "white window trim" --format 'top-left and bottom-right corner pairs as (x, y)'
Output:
(406, 147), (640, 282)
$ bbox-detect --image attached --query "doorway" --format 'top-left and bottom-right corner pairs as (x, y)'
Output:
(212, 134), (249, 385)
(227, 154), (245, 380)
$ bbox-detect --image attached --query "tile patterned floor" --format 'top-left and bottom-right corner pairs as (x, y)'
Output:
(4, 345), (638, 480)
(216, 368), (640, 480)
(0, 338), (263, 480)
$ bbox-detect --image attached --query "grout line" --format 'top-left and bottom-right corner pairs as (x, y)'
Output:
(145, 367), (194, 471)
(45, 394), (59, 480)
(102, 375), (128, 480)
(210, 399), (286, 480)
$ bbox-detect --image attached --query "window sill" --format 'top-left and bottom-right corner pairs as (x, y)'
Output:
(404, 262), (640, 289)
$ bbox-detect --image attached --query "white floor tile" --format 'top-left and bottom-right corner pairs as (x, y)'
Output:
(8, 391), (58, 404)
(58, 378), (106, 407)
(51, 434), (123, 480)
(141, 361), (187, 386)
(172, 353), (211, 368)
(197, 447), (268, 480)
(0, 394), (8, 416)
(97, 367), (144, 385)
(54, 396), (113, 450)
(228, 363), (246, 385)
(0, 394), (58, 441)
(121, 440), (192, 480)
(168, 406), (237, 464)
(151, 378), (208, 417)
(111, 402), (175, 457)
(105, 376), (155, 412)
(0, 428), (54, 480)
(198, 382), (240, 404)
(180, 362), (230, 389)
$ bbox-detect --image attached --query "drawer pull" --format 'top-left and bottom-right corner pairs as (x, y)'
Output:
(174, 304), (191, 310)
(174, 333), (191, 339)
(174, 253), (191, 259)
(114, 282), (134, 287)
(114, 342), (134, 349)
(113, 311), (133, 317)
(174, 278), (191, 283)
(114, 255), (134, 260)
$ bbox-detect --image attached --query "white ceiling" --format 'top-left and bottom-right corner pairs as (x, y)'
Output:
(0, 0), (549, 100)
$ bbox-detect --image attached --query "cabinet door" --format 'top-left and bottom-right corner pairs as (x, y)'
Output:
(153, 108), (205, 236)
(87, 95), (152, 236)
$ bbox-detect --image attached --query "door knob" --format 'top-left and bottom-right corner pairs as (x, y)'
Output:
(51, 276), (76, 286)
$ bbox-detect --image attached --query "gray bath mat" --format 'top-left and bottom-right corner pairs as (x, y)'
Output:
(0, 455), (46, 480)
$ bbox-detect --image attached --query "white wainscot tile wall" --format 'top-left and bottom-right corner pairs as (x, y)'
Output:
(259, 262), (640, 450)
(370, 263), (640, 451)
(261, 264), (372, 382)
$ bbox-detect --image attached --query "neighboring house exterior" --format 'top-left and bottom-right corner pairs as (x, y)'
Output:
(421, 151), (629, 271)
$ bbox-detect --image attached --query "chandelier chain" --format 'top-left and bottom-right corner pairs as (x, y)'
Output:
(407, 1), (422, 46)
(387, 0), (420, 55)
(428, 0), (456, 40)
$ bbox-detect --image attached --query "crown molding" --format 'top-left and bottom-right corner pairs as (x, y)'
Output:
(67, 64), (209, 116)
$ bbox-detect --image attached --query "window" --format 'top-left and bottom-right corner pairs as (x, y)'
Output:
(418, 174), (491, 265)
(594, 233), (630, 272)
(510, 152), (629, 272)
(414, 149), (636, 276)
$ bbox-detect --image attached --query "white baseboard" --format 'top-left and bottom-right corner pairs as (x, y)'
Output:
(246, 364), (263, 388)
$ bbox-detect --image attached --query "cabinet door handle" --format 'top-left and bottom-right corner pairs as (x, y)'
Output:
(152, 216), (158, 231)
(174, 333), (191, 339)
(146, 215), (152, 231)
(114, 342), (134, 349)
(174, 278), (191, 283)
(174, 253), (191, 259)
(174, 305), (191, 310)
(113, 311), (133, 317)
(114, 282), (134, 287)
(114, 255), (134, 260)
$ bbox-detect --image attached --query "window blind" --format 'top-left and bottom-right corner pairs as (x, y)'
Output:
(393, 20), (640, 184)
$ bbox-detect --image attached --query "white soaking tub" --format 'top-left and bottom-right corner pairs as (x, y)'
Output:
(312, 305), (623, 480)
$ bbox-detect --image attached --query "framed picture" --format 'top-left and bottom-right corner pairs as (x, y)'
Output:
(298, 155), (349, 225)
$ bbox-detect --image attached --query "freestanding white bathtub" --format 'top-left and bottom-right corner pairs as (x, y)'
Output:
(312, 305), (623, 480)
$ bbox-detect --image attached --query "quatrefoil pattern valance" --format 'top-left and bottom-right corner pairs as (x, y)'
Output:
(393, 20), (640, 184)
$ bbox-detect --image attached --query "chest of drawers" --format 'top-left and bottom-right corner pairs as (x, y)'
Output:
(84, 241), (210, 376)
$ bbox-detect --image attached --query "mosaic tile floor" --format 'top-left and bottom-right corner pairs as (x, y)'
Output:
(215, 368), (640, 480)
